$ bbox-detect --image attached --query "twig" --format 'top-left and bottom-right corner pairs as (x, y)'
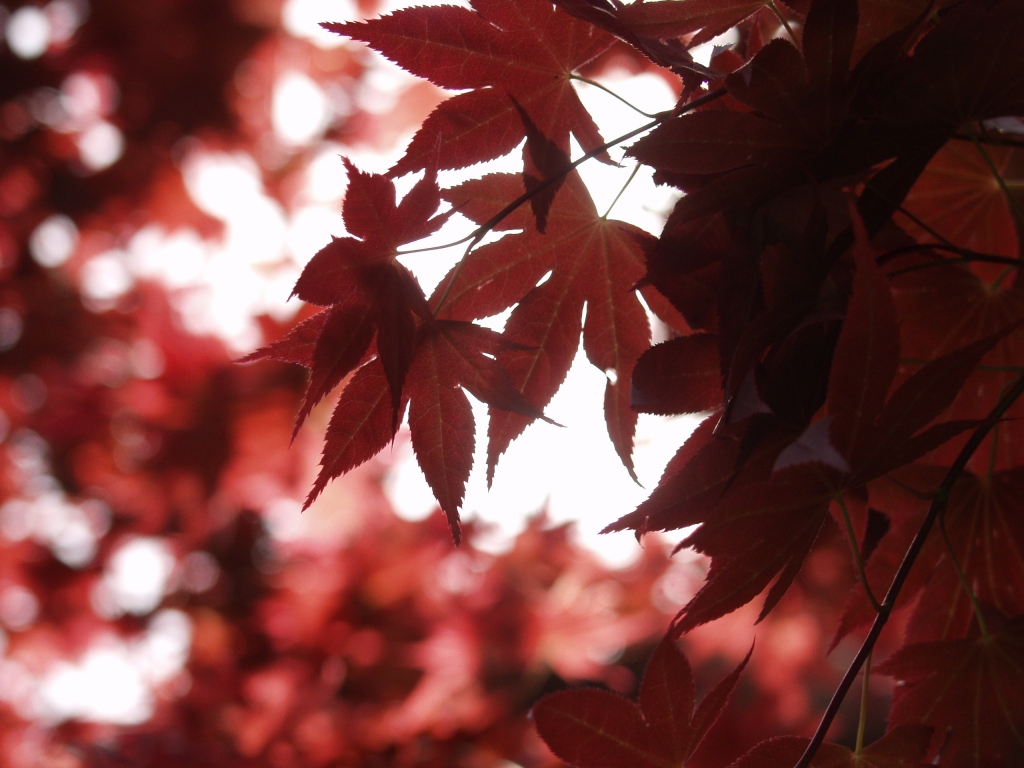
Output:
(792, 371), (1024, 768)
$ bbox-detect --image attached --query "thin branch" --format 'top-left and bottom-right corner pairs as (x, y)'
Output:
(430, 238), (477, 314)
(858, 174), (959, 252)
(472, 86), (725, 243)
(882, 473), (937, 500)
(792, 371), (1024, 768)
(890, 204), (957, 250)
(900, 358), (1024, 374)
(884, 258), (1013, 279)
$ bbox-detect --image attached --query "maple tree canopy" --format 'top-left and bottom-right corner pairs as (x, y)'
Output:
(242, 0), (1024, 764)
(4, 0), (1024, 764)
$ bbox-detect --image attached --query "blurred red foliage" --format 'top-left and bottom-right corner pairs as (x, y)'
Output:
(0, 0), (887, 765)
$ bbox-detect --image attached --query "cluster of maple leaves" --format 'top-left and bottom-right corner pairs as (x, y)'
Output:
(239, 0), (1024, 764)
(4, 1), (861, 765)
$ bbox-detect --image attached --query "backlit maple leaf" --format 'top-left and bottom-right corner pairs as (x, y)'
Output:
(435, 171), (657, 482)
(613, 218), (1010, 632)
(406, 320), (548, 542)
(627, 0), (863, 226)
(878, 619), (1024, 767)
(727, 725), (932, 767)
(325, 0), (614, 177)
(839, 466), (1024, 645)
(615, 0), (781, 48)
(244, 160), (544, 540)
(252, 158), (450, 427)
(887, 250), (1024, 474)
(533, 633), (750, 768)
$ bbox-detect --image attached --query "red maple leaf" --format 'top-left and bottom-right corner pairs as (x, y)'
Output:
(613, 217), (1012, 632)
(434, 171), (664, 482)
(325, 0), (614, 177)
(405, 319), (548, 542)
(626, 0), (864, 226)
(877, 618), (1024, 767)
(727, 725), (932, 767)
(899, 142), (1023, 270)
(244, 160), (545, 540)
(630, 332), (722, 416)
(247, 158), (450, 428)
(533, 633), (750, 768)
(887, 251), (1024, 474)
(838, 466), (1024, 646)
(615, 0), (783, 48)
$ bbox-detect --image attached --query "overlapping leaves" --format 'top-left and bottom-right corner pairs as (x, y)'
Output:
(614, 227), (1011, 633)
(839, 466), (1024, 646)
(435, 170), (662, 482)
(265, 0), (1024, 764)
(245, 160), (544, 541)
(878, 620), (1024, 767)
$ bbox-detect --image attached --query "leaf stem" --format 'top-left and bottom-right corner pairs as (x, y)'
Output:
(937, 513), (991, 641)
(570, 75), (659, 118)
(602, 164), (642, 220)
(791, 371), (1024, 768)
(992, 265), (1016, 290)
(882, 473), (936, 500)
(877, 242), (1020, 268)
(836, 495), (882, 614)
(765, 0), (797, 43)
(468, 86), (724, 243)
(855, 651), (871, 756)
(858, 174), (960, 251)
(891, 204), (957, 250)
(899, 358), (1024, 374)
(969, 124), (1024, 237)
(431, 238), (477, 315)
(953, 131), (1024, 149)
